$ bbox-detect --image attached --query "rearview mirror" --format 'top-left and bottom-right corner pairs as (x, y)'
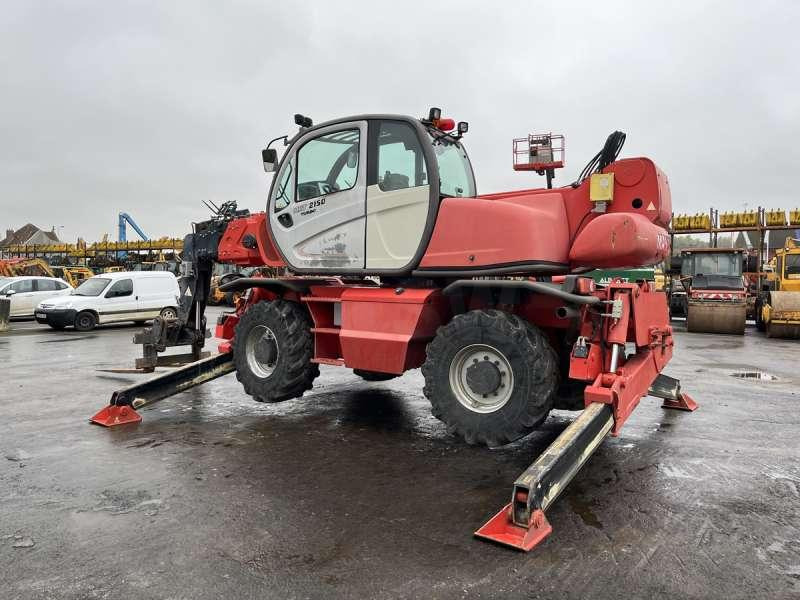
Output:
(5, 289), (16, 296)
(346, 149), (357, 169)
(262, 148), (278, 173)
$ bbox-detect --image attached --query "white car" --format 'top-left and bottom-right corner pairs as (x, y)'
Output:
(0, 276), (72, 317)
(34, 271), (180, 331)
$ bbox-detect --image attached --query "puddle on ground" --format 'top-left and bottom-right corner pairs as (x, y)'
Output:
(567, 494), (603, 529)
(731, 371), (779, 381)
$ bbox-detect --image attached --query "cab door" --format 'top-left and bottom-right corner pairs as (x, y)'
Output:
(101, 278), (137, 323)
(365, 120), (432, 270)
(6, 279), (36, 316)
(269, 121), (367, 271)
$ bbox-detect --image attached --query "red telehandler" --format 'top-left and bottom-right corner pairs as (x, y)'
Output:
(91, 109), (697, 551)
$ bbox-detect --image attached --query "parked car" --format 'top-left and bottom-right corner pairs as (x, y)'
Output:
(34, 271), (180, 331)
(0, 276), (72, 317)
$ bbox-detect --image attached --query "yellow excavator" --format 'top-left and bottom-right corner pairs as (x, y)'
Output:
(50, 265), (95, 288)
(0, 258), (93, 288)
(756, 239), (800, 338)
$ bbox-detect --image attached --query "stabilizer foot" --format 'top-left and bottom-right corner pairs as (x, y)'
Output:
(474, 506), (552, 551)
(662, 392), (698, 412)
(90, 405), (142, 427)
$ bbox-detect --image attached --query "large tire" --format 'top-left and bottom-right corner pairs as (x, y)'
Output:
(160, 307), (178, 320)
(353, 369), (400, 382)
(233, 299), (319, 403)
(74, 311), (97, 331)
(422, 309), (559, 447)
(755, 296), (766, 332)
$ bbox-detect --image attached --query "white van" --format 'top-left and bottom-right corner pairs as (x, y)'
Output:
(34, 271), (180, 331)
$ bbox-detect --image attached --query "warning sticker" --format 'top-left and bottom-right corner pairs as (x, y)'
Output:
(646, 201), (656, 211)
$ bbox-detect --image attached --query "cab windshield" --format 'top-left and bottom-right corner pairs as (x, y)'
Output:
(74, 277), (111, 296)
(683, 253), (742, 277)
(427, 131), (476, 198)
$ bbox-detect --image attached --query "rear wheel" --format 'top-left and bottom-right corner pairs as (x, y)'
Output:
(233, 299), (319, 403)
(422, 309), (559, 447)
(755, 296), (766, 332)
(74, 311), (97, 331)
(160, 307), (178, 320)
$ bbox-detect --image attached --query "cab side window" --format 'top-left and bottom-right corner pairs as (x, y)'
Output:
(10, 280), (34, 293)
(106, 279), (133, 298)
(296, 130), (360, 202)
(273, 157), (295, 212)
(36, 279), (59, 291)
(377, 121), (427, 192)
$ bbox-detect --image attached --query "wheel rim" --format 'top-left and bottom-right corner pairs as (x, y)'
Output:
(77, 314), (92, 328)
(246, 325), (279, 378)
(161, 308), (177, 319)
(449, 344), (514, 413)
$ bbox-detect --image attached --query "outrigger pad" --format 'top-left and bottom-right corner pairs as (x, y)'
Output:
(662, 392), (699, 412)
(90, 405), (142, 427)
(474, 505), (552, 552)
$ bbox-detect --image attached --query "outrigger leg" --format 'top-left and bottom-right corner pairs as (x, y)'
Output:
(90, 353), (235, 426)
(475, 375), (698, 551)
(475, 402), (613, 550)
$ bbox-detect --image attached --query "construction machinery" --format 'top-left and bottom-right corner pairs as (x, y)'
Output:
(50, 265), (94, 288)
(90, 109), (696, 552)
(0, 258), (54, 278)
(678, 248), (747, 334)
(209, 264), (248, 306)
(0, 258), (94, 289)
(756, 238), (800, 337)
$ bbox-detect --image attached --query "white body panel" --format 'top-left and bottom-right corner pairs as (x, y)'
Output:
(0, 277), (71, 317)
(365, 184), (430, 269)
(270, 121), (368, 270)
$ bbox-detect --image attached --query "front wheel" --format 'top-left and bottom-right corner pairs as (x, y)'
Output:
(74, 311), (97, 331)
(422, 310), (559, 447)
(233, 299), (319, 403)
(160, 307), (178, 320)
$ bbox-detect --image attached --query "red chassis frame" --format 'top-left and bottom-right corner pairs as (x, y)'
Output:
(217, 278), (681, 430)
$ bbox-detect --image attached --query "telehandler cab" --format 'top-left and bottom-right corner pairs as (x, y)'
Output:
(92, 108), (696, 551)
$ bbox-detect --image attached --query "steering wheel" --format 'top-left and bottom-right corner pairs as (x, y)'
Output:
(320, 182), (336, 195)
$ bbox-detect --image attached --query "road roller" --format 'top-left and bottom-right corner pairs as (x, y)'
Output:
(756, 239), (800, 338)
(680, 248), (747, 335)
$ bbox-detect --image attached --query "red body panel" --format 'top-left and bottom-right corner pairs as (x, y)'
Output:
(420, 158), (671, 272)
(218, 213), (285, 268)
(569, 213), (670, 269)
(419, 193), (570, 269)
(338, 288), (446, 374)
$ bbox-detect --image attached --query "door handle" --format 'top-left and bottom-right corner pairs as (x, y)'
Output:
(278, 213), (294, 228)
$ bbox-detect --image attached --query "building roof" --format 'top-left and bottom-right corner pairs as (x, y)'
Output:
(0, 224), (60, 247)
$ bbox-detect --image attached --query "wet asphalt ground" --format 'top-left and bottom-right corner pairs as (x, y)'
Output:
(1, 307), (799, 599)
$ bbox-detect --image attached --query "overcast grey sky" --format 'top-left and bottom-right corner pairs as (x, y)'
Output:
(1, 1), (799, 242)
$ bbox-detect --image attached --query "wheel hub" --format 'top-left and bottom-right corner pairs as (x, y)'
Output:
(465, 360), (502, 395)
(449, 344), (514, 414)
(246, 325), (279, 378)
(254, 335), (278, 366)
